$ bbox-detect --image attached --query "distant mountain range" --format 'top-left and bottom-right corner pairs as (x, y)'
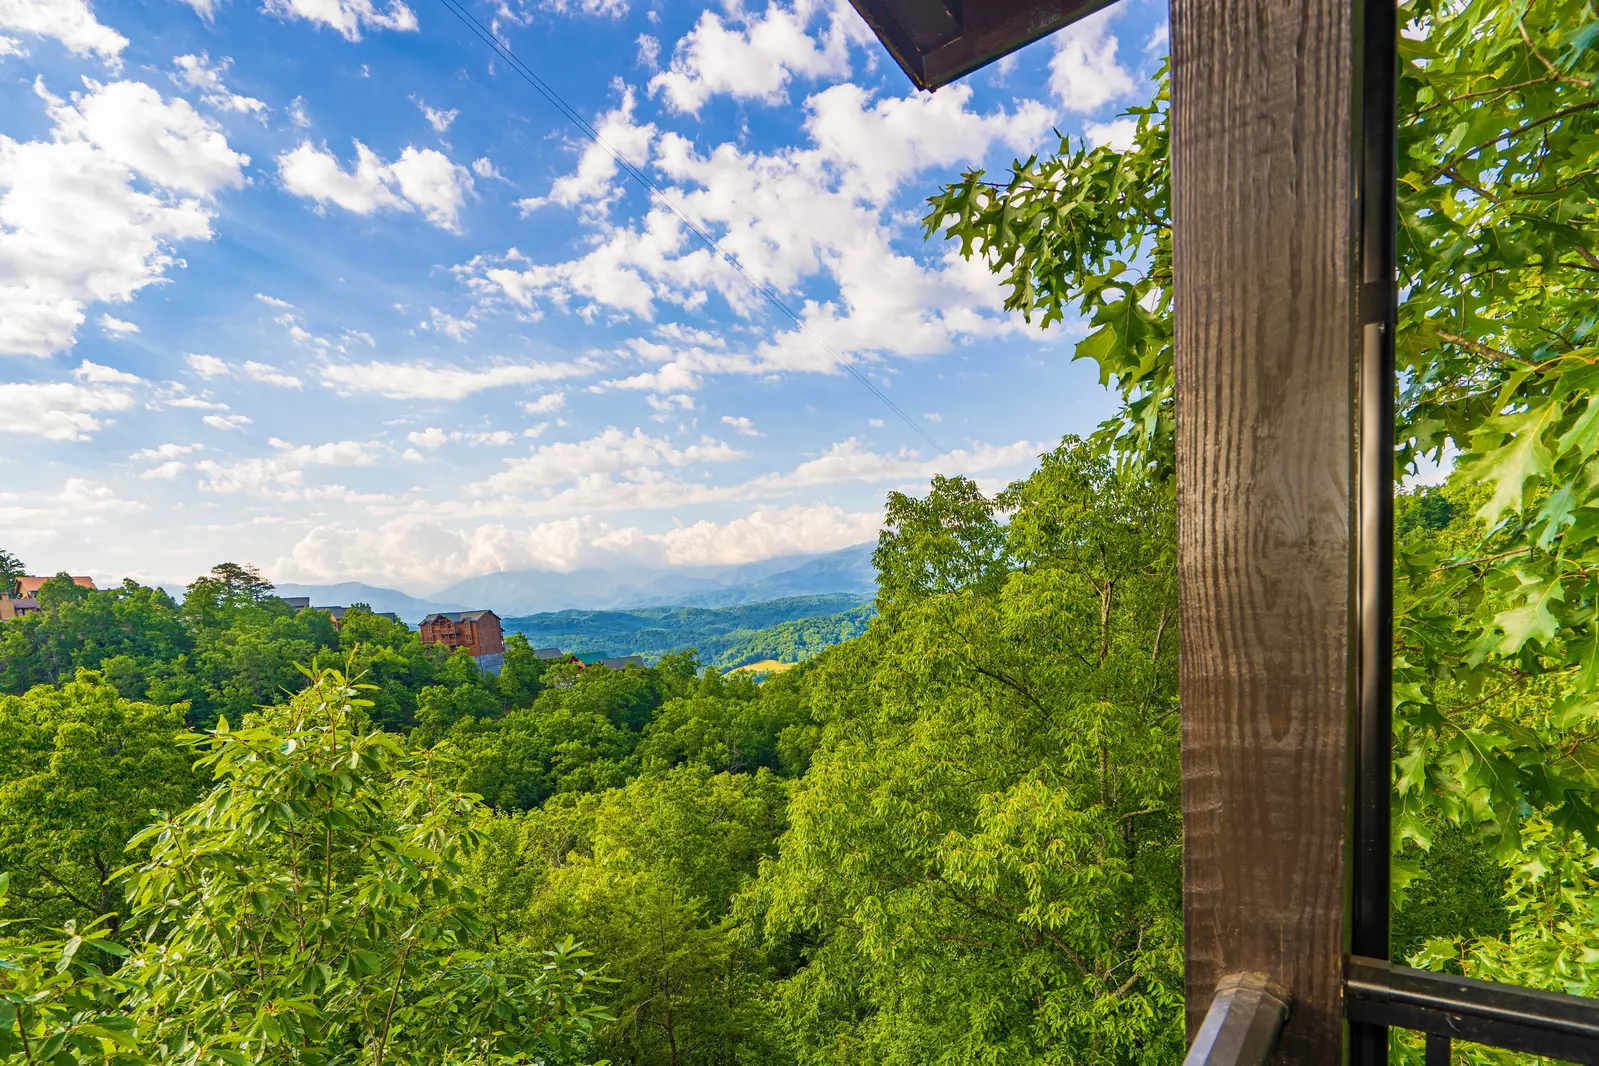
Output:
(269, 582), (468, 623)
(502, 595), (873, 665)
(270, 543), (877, 622)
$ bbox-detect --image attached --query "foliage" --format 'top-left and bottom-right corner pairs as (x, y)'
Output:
(502, 597), (869, 665)
(751, 441), (1182, 1066)
(470, 767), (789, 1066)
(0, 553), (23, 600)
(926, 0), (1599, 1034)
(707, 608), (874, 671)
(0, 673), (197, 934)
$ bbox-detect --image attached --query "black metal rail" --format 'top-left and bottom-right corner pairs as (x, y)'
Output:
(1347, 956), (1599, 1065)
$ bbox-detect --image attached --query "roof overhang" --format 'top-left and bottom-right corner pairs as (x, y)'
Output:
(846, 0), (1120, 90)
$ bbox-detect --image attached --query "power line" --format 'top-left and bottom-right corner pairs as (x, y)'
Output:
(429, 0), (959, 465)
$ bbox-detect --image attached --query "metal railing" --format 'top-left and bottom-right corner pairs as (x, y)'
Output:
(1183, 960), (1599, 1065)
(1346, 956), (1599, 1066)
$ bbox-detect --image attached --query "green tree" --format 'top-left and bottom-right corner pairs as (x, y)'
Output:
(112, 666), (611, 1066)
(0, 551), (23, 599)
(0, 672), (197, 933)
(925, 0), (1599, 1049)
(753, 441), (1182, 1066)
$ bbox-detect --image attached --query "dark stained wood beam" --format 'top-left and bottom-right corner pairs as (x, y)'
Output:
(845, 0), (1118, 90)
(1169, 0), (1359, 1062)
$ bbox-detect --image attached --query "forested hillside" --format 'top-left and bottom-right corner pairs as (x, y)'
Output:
(503, 595), (870, 666)
(0, 439), (1206, 1065)
(4, 2), (1599, 1062)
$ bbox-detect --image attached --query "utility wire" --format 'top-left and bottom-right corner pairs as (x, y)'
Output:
(430, 0), (959, 465)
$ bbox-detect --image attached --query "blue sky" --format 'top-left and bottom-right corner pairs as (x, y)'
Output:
(0, 0), (1167, 594)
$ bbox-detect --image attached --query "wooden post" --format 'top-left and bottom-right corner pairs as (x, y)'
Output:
(1170, 0), (1358, 1062)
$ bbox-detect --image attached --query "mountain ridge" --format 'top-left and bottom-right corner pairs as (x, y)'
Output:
(271, 542), (877, 621)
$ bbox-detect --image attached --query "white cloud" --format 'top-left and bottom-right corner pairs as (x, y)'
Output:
(517, 87), (653, 219)
(172, 54), (266, 115)
(0, 0), (126, 57)
(287, 96), (310, 127)
(658, 503), (876, 565)
(0, 34), (27, 56)
(521, 391), (565, 414)
(721, 415), (761, 436)
(131, 441), (202, 459)
(471, 156), (503, 180)
(1048, 7), (1135, 112)
(0, 362), (139, 440)
(140, 460), (186, 479)
(0, 78), (247, 357)
(260, 0), (416, 41)
(422, 306), (475, 341)
(636, 32), (659, 69)
(475, 426), (743, 495)
(74, 359), (140, 384)
(275, 499), (876, 586)
(318, 358), (592, 400)
(195, 437), (378, 496)
(463, 82), (1047, 370)
(1146, 21), (1169, 54)
(166, 393), (227, 409)
(751, 437), (1037, 491)
(187, 353), (229, 378)
(99, 313), (138, 335)
(407, 426), (515, 448)
(1085, 117), (1138, 151)
(924, 411), (941, 422)
(202, 413), (251, 430)
(242, 360), (302, 388)
(278, 140), (472, 230)
(650, 0), (866, 115)
(415, 97), (457, 132)
(536, 0), (626, 16)
(255, 292), (294, 310)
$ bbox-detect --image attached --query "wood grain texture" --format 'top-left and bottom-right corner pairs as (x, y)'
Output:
(1170, 0), (1357, 1062)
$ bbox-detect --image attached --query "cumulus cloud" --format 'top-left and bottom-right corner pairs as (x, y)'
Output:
(186, 353), (229, 378)
(99, 313), (138, 335)
(0, 480), (142, 539)
(131, 441), (202, 460)
(0, 78), (247, 357)
(522, 391), (566, 414)
(749, 437), (1038, 491)
(721, 415), (760, 436)
(461, 81), (1047, 375)
(422, 307), (475, 341)
(260, 0), (416, 41)
(242, 360), (302, 388)
(202, 413), (251, 431)
(407, 426), (516, 448)
(1085, 117), (1139, 151)
(471, 156), (504, 180)
(516, 87), (654, 220)
(650, 0), (868, 114)
(1048, 7), (1135, 112)
(172, 53), (266, 115)
(275, 500), (877, 585)
(318, 358), (592, 400)
(0, 360), (141, 439)
(195, 437), (378, 496)
(475, 426), (743, 495)
(0, 0), (126, 57)
(278, 140), (472, 230)
(414, 97), (457, 132)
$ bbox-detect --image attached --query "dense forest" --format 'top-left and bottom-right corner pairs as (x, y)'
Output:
(502, 597), (873, 669)
(5, 0), (1599, 1062)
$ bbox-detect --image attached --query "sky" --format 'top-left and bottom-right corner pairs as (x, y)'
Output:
(0, 0), (1168, 594)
